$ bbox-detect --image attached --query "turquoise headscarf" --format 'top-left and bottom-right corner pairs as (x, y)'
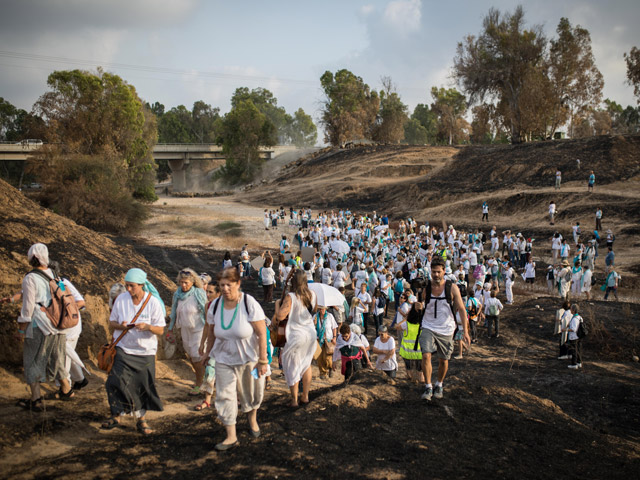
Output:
(124, 268), (166, 316)
(168, 285), (207, 330)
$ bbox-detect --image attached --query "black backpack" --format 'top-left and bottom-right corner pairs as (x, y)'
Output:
(457, 281), (468, 298)
(412, 280), (454, 349)
(577, 318), (588, 339)
(402, 262), (410, 281)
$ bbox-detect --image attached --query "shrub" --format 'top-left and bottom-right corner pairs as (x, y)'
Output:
(31, 153), (148, 234)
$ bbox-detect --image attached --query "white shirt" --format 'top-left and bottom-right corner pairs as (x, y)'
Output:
(356, 291), (372, 312)
(19, 268), (59, 337)
(374, 336), (397, 371)
(110, 292), (166, 356)
(421, 291), (456, 336)
(316, 312), (338, 342)
(483, 296), (503, 316)
(260, 267), (276, 286)
(332, 270), (347, 288)
(208, 293), (266, 366)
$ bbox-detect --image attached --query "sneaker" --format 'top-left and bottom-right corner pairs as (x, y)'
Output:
(433, 385), (444, 399)
(577, 363), (583, 368)
(421, 386), (433, 401)
(558, 355), (569, 360)
(453, 355), (463, 360)
(568, 364), (579, 370)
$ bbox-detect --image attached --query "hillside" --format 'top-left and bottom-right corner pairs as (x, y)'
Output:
(243, 135), (640, 289)
(0, 178), (176, 365)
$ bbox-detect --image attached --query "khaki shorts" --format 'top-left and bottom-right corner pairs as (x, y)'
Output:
(419, 328), (454, 360)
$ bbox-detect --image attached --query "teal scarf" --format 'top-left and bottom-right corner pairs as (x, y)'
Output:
(169, 286), (207, 330)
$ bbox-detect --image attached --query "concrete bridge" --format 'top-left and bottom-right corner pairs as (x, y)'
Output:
(0, 143), (304, 192)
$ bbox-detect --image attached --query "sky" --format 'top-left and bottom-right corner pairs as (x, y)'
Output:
(1, 0), (639, 141)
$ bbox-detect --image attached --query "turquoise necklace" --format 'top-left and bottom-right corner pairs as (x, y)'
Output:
(220, 296), (240, 330)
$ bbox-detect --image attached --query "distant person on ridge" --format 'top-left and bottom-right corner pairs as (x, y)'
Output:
(588, 170), (595, 192)
(549, 201), (556, 225)
(481, 201), (489, 222)
(555, 168), (561, 189)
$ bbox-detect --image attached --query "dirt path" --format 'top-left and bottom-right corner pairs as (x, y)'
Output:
(2, 194), (640, 479)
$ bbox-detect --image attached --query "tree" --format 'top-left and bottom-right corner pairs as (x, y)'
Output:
(288, 108), (317, 147)
(625, 47), (640, 103)
(30, 69), (157, 232)
(158, 105), (193, 143)
(410, 104), (438, 144)
(548, 18), (603, 138)
(215, 99), (277, 184)
(231, 87), (288, 142)
(373, 77), (408, 143)
(403, 118), (429, 145)
(470, 104), (493, 144)
(430, 87), (468, 145)
(320, 69), (380, 145)
(453, 6), (546, 143)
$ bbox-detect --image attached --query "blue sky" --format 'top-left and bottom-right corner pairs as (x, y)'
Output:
(1, 0), (638, 140)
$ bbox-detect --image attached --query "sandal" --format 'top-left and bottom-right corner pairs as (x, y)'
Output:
(194, 400), (211, 411)
(47, 388), (75, 401)
(17, 397), (44, 412)
(101, 417), (122, 430)
(188, 386), (201, 396)
(136, 419), (153, 435)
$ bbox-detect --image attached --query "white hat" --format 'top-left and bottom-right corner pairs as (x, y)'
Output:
(445, 266), (452, 274)
(350, 324), (362, 335)
(483, 282), (491, 290)
(27, 243), (49, 267)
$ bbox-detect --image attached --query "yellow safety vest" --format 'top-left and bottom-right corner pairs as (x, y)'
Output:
(399, 322), (422, 360)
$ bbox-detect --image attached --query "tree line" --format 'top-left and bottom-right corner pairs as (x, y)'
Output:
(320, 7), (640, 146)
(1, 4), (639, 234)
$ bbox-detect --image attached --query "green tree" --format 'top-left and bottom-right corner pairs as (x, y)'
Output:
(158, 105), (193, 143)
(624, 46), (640, 103)
(411, 104), (438, 143)
(31, 69), (157, 232)
(403, 118), (429, 145)
(288, 108), (317, 147)
(430, 87), (468, 145)
(548, 18), (603, 138)
(373, 77), (408, 143)
(231, 87), (287, 142)
(191, 100), (220, 143)
(320, 69), (380, 146)
(453, 6), (546, 143)
(216, 99), (277, 184)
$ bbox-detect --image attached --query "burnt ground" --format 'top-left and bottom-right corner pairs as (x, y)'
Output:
(1, 243), (639, 479)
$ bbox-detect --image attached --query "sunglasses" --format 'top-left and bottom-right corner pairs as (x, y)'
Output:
(180, 270), (192, 276)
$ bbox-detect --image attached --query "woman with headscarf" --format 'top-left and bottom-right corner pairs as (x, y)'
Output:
(202, 267), (269, 451)
(16, 244), (74, 412)
(102, 268), (166, 435)
(274, 269), (317, 407)
(167, 268), (207, 395)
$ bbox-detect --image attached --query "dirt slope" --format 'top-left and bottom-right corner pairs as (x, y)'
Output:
(0, 178), (176, 365)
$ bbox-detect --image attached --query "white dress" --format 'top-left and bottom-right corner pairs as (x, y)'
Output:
(281, 292), (317, 387)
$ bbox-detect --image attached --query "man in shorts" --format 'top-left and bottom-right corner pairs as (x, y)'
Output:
(417, 256), (469, 400)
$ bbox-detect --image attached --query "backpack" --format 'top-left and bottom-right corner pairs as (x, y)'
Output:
(457, 281), (467, 298)
(30, 270), (80, 330)
(394, 279), (405, 294)
(577, 318), (588, 339)
(466, 297), (480, 319)
(402, 262), (410, 281)
(472, 264), (483, 279)
(211, 294), (250, 318)
(412, 280), (454, 349)
(488, 302), (499, 316)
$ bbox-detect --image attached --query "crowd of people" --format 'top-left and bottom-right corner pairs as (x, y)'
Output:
(4, 198), (622, 446)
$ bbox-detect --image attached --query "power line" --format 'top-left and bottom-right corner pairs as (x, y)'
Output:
(0, 50), (318, 87)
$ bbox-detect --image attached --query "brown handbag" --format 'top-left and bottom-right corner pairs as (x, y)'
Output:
(98, 294), (152, 373)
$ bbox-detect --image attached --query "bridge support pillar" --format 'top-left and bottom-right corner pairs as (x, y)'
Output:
(168, 157), (189, 192)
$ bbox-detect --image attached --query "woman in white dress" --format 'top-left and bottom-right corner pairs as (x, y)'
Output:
(167, 268), (207, 395)
(275, 269), (317, 407)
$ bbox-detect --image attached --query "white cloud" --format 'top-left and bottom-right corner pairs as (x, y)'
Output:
(383, 0), (422, 34)
(360, 4), (375, 16)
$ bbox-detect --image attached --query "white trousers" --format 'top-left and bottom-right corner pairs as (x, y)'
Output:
(214, 362), (265, 426)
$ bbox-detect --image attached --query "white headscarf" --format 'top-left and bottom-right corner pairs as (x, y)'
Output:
(27, 243), (49, 267)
